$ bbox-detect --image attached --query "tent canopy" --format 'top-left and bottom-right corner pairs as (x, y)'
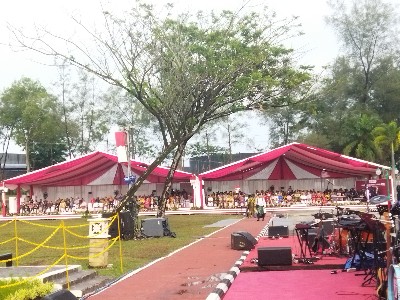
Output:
(199, 143), (387, 181)
(2, 151), (193, 190)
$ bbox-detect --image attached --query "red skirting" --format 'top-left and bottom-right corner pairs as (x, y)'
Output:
(224, 269), (377, 300)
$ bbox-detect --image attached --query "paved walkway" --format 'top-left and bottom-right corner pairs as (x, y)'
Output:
(87, 215), (269, 300)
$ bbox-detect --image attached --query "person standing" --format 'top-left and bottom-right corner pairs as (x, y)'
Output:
(256, 193), (266, 221)
(246, 194), (256, 218)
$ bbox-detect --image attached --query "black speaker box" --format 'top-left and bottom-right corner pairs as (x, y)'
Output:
(258, 247), (292, 266)
(42, 289), (76, 300)
(102, 212), (119, 238)
(120, 211), (135, 240)
(236, 231), (257, 246)
(102, 212), (135, 240)
(268, 225), (289, 238)
(231, 231), (257, 250)
(141, 218), (169, 237)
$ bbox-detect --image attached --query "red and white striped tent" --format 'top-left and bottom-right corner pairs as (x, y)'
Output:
(190, 143), (388, 207)
(1, 151), (194, 215)
(2, 151), (192, 190)
(199, 143), (386, 181)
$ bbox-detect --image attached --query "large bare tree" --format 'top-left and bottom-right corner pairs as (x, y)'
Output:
(10, 3), (313, 217)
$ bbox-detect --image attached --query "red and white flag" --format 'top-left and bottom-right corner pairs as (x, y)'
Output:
(115, 131), (128, 163)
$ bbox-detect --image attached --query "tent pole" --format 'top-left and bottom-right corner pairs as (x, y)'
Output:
(17, 185), (21, 214)
(2, 188), (6, 217)
(199, 176), (204, 209)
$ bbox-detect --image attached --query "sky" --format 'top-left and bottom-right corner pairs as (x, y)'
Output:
(0, 0), (340, 155)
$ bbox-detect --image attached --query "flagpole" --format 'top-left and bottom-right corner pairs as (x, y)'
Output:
(126, 128), (132, 189)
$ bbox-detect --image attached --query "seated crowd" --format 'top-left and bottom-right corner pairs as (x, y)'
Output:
(19, 196), (119, 215)
(206, 186), (362, 209)
(14, 186), (363, 215)
(16, 188), (194, 215)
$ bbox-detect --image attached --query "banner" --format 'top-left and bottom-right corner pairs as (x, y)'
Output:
(115, 131), (128, 163)
(355, 179), (390, 196)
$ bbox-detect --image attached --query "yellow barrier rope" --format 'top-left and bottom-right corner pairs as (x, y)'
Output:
(19, 219), (60, 229)
(0, 219), (14, 229)
(16, 237), (108, 250)
(63, 227), (90, 239)
(67, 237), (119, 260)
(64, 223), (90, 229)
(0, 216), (124, 288)
(0, 254), (66, 289)
(7, 226), (62, 262)
(64, 214), (117, 238)
(61, 221), (70, 290)
(14, 216), (18, 266)
(117, 212), (123, 273)
(0, 236), (16, 246)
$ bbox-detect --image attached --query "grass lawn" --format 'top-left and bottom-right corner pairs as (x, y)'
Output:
(0, 214), (242, 277)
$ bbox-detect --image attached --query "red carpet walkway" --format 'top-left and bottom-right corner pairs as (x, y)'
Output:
(87, 214), (378, 300)
(87, 216), (267, 300)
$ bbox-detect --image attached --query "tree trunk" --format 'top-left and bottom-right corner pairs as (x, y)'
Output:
(206, 131), (211, 170)
(61, 80), (73, 159)
(227, 124), (232, 163)
(157, 142), (187, 218)
(25, 138), (30, 173)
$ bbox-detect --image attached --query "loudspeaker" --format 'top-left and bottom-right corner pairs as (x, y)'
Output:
(268, 225), (289, 238)
(231, 231), (257, 250)
(258, 247), (292, 266)
(102, 212), (135, 240)
(102, 212), (119, 238)
(42, 289), (76, 300)
(141, 218), (169, 237)
(236, 231), (257, 246)
(120, 211), (135, 240)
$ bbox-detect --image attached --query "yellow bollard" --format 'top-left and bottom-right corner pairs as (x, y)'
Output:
(88, 218), (110, 268)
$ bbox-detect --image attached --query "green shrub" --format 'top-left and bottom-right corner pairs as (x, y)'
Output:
(2, 279), (54, 300)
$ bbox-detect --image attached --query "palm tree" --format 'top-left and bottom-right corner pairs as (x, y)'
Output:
(373, 121), (400, 165)
(342, 114), (382, 162)
(373, 121), (400, 204)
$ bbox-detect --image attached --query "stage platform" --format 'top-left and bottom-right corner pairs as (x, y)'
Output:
(239, 234), (349, 272)
(238, 214), (352, 272)
(224, 213), (381, 299)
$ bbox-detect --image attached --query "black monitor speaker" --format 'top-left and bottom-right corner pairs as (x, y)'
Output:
(231, 231), (257, 250)
(268, 225), (289, 238)
(258, 247), (292, 266)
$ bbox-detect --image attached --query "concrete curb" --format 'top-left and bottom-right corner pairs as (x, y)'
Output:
(206, 223), (269, 300)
